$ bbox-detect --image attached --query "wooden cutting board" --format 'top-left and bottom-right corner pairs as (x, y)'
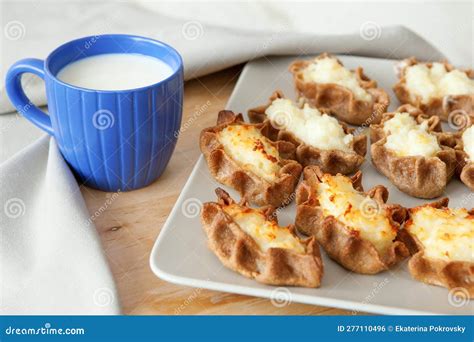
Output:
(81, 65), (354, 315)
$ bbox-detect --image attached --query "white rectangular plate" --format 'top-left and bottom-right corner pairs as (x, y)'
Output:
(150, 55), (473, 315)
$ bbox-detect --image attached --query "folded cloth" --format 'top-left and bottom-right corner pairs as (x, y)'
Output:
(0, 1), (453, 315)
(0, 136), (120, 314)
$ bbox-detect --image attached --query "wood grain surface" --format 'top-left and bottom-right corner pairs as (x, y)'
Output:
(81, 65), (354, 315)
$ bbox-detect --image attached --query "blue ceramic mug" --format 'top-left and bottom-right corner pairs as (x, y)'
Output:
(5, 34), (183, 191)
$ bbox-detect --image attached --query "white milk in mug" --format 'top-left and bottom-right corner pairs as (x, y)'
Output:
(57, 53), (174, 91)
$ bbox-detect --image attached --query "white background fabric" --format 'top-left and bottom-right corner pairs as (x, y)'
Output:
(0, 0), (472, 314)
(1, 136), (120, 314)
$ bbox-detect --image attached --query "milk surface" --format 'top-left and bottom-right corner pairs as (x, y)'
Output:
(57, 53), (174, 91)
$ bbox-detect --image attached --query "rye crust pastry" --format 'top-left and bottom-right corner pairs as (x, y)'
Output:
(370, 107), (457, 199)
(295, 166), (409, 275)
(436, 124), (474, 191)
(393, 57), (474, 122)
(201, 188), (324, 287)
(248, 90), (367, 174)
(289, 53), (390, 125)
(200, 110), (302, 207)
(399, 198), (474, 298)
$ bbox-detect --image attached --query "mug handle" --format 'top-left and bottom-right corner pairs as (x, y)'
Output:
(5, 58), (53, 135)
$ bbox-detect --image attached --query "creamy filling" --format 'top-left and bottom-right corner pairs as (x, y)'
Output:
(301, 56), (372, 102)
(383, 112), (441, 157)
(462, 126), (474, 161)
(316, 174), (397, 255)
(405, 63), (474, 104)
(218, 125), (281, 182)
(224, 204), (305, 253)
(265, 98), (354, 152)
(407, 206), (474, 262)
